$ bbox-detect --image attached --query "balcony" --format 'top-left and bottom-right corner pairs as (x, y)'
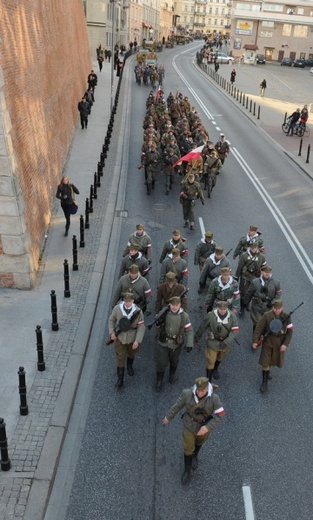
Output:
(195, 0), (208, 4)
(224, 23), (231, 28)
(194, 22), (206, 26)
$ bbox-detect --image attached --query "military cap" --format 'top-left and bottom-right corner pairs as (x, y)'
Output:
(191, 166), (198, 171)
(129, 244), (140, 251)
(261, 265), (272, 273)
(217, 301), (229, 309)
(172, 229), (181, 236)
(187, 172), (195, 178)
(220, 267), (231, 275)
(220, 133), (225, 137)
(166, 272), (177, 281)
(168, 148), (174, 153)
(273, 299), (283, 309)
(169, 296), (181, 305)
(123, 292), (134, 301)
(249, 241), (258, 248)
(214, 245), (224, 254)
(172, 248), (181, 256)
(249, 225), (258, 231)
(205, 231), (213, 238)
(195, 377), (209, 391)
(128, 264), (139, 274)
(136, 223), (144, 230)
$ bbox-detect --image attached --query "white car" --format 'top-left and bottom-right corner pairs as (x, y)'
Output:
(210, 52), (235, 64)
(310, 67), (313, 75)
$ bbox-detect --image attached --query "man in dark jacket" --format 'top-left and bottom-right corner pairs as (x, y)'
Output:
(286, 108), (300, 136)
(77, 97), (90, 129)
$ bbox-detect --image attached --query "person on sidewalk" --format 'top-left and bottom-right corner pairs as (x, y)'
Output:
(286, 108), (300, 136)
(162, 377), (225, 485)
(108, 293), (145, 389)
(260, 79), (267, 97)
(252, 300), (293, 393)
(77, 97), (90, 129)
(230, 69), (236, 84)
(87, 70), (98, 89)
(56, 176), (79, 236)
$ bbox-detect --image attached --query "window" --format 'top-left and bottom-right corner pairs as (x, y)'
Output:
(215, 8), (219, 14)
(282, 24), (292, 36)
(221, 19), (224, 25)
(294, 25), (308, 37)
(209, 7), (212, 14)
(215, 18), (217, 24)
(297, 8), (304, 15)
(262, 21), (274, 27)
(263, 4), (283, 12)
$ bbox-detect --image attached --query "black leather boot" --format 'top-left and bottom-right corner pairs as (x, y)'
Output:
(213, 360), (221, 380)
(127, 357), (134, 376)
(115, 367), (124, 389)
(169, 366), (177, 384)
(155, 372), (164, 392)
(191, 445), (202, 470)
(260, 370), (269, 393)
(239, 302), (245, 316)
(181, 455), (193, 485)
(206, 368), (214, 382)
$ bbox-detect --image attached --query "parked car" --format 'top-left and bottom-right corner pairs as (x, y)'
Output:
(293, 59), (306, 68)
(255, 54), (266, 64)
(281, 58), (293, 66)
(310, 67), (313, 75)
(304, 58), (313, 67)
(210, 52), (235, 64)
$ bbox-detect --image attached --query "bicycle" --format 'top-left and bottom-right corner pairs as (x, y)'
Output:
(295, 123), (310, 138)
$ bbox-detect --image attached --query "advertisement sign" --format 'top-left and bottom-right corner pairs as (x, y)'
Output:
(234, 37), (242, 49)
(235, 20), (253, 35)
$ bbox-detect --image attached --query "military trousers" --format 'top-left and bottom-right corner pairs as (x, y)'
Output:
(205, 347), (226, 369)
(156, 343), (183, 372)
(115, 339), (138, 368)
(182, 425), (211, 456)
(182, 200), (195, 224)
(239, 277), (253, 301)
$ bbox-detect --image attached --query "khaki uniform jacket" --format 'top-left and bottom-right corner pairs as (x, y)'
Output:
(233, 232), (264, 259)
(158, 308), (193, 350)
(118, 252), (150, 279)
(253, 310), (293, 367)
(123, 232), (152, 262)
(206, 276), (240, 312)
(244, 276), (282, 311)
(159, 256), (188, 286)
(180, 180), (204, 203)
(195, 309), (239, 351)
(194, 239), (216, 266)
(155, 282), (187, 313)
(165, 387), (225, 434)
(159, 238), (188, 264)
(236, 251), (266, 281)
(111, 274), (152, 311)
(199, 254), (230, 286)
(214, 140), (229, 160)
(109, 304), (145, 345)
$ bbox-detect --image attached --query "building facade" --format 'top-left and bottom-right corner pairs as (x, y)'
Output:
(174, 0), (232, 36)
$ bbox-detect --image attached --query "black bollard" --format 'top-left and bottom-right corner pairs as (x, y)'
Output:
(306, 144), (311, 164)
(243, 93), (245, 106)
(50, 290), (59, 331)
(284, 112), (287, 124)
(18, 367), (29, 416)
(100, 152), (105, 166)
(35, 325), (46, 371)
(97, 161), (103, 175)
(257, 105), (260, 120)
(249, 99), (252, 113)
(236, 89), (239, 100)
(298, 138), (303, 157)
(72, 235), (78, 271)
(253, 102), (256, 116)
(85, 198), (90, 229)
(240, 91), (242, 103)
(63, 259), (71, 298)
(246, 96), (249, 109)
(80, 215), (85, 247)
(233, 87), (236, 98)
(96, 169), (101, 189)
(89, 185), (94, 212)
(0, 418), (11, 471)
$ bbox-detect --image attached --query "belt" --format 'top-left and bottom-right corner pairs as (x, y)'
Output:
(166, 335), (177, 339)
(188, 413), (213, 425)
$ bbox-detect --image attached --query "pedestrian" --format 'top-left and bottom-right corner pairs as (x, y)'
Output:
(87, 70), (98, 89)
(194, 231), (216, 272)
(159, 230), (188, 264)
(252, 300), (293, 393)
(235, 241), (266, 316)
(162, 377), (225, 485)
(233, 225), (264, 259)
(260, 79), (266, 97)
(134, 39), (138, 52)
(155, 272), (187, 314)
(111, 264), (152, 315)
(108, 292), (145, 388)
(55, 176), (79, 236)
(116, 58), (123, 77)
(299, 104), (309, 128)
(123, 224), (152, 263)
(84, 87), (94, 112)
(198, 245), (230, 294)
(230, 69), (236, 84)
(118, 244), (150, 279)
(244, 265), (282, 329)
(286, 108), (300, 136)
(129, 41), (134, 53)
(214, 133), (229, 165)
(205, 267), (240, 314)
(107, 49), (112, 63)
(215, 62), (220, 73)
(141, 142), (160, 195)
(155, 296), (193, 392)
(96, 44), (104, 71)
(77, 97), (90, 129)
(159, 248), (188, 286)
(180, 172), (204, 230)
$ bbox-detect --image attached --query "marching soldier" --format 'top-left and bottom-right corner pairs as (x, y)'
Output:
(252, 300), (293, 393)
(244, 265), (282, 328)
(118, 244), (150, 279)
(108, 293), (145, 388)
(111, 264), (152, 314)
(155, 271), (187, 313)
(159, 248), (188, 286)
(159, 229), (188, 264)
(214, 133), (229, 165)
(202, 149), (222, 194)
(163, 147), (180, 195)
(233, 225), (264, 260)
(155, 296), (193, 391)
(195, 301), (239, 381)
(142, 142), (160, 195)
(194, 231), (216, 272)
(205, 267), (240, 314)
(198, 245), (230, 293)
(123, 224), (152, 263)
(162, 377), (225, 485)
(180, 172), (204, 231)
(235, 241), (266, 316)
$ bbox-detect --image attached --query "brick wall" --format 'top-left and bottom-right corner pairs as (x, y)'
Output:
(0, 0), (91, 288)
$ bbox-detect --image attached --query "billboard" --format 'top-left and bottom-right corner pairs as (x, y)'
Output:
(235, 20), (253, 35)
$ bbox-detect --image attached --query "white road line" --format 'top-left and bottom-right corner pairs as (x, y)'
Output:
(242, 485), (255, 520)
(199, 217), (205, 237)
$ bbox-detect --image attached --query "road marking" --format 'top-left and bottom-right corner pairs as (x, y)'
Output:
(242, 485), (255, 520)
(199, 217), (205, 237)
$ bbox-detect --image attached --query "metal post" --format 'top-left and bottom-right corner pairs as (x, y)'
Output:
(102, 143), (108, 159)
(89, 185), (94, 213)
(100, 151), (105, 166)
(257, 105), (260, 119)
(18, 367), (28, 416)
(284, 112), (287, 124)
(236, 89), (239, 100)
(35, 325), (45, 371)
(306, 144), (311, 164)
(246, 96), (249, 109)
(97, 161), (103, 176)
(298, 138), (303, 156)
(243, 93), (245, 105)
(72, 235), (78, 271)
(239, 91), (242, 103)
(0, 418), (11, 471)
(249, 99), (252, 112)
(85, 198), (90, 229)
(96, 170), (101, 190)
(253, 102), (256, 116)
(63, 259), (71, 298)
(233, 87), (236, 98)
(80, 215), (85, 247)
(50, 290), (59, 331)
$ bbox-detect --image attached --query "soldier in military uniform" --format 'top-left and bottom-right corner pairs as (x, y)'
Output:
(159, 248), (188, 286)
(123, 224), (152, 263)
(202, 149), (222, 194)
(118, 244), (150, 279)
(142, 142), (160, 194)
(108, 293), (145, 388)
(252, 300), (293, 393)
(155, 272), (187, 313)
(198, 245), (230, 293)
(163, 147), (180, 195)
(235, 241), (266, 316)
(205, 267), (240, 314)
(111, 264), (152, 314)
(244, 265), (282, 329)
(159, 230), (188, 264)
(195, 301), (239, 381)
(233, 225), (264, 260)
(180, 172), (204, 230)
(162, 377), (225, 485)
(194, 231), (216, 272)
(155, 296), (193, 391)
(214, 133), (229, 165)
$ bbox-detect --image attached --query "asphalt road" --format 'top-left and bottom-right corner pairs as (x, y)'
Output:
(50, 44), (313, 520)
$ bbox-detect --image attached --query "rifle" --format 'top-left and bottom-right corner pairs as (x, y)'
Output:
(148, 287), (189, 330)
(255, 301), (303, 347)
(106, 309), (142, 346)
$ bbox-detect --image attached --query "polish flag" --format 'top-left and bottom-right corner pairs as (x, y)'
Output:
(156, 85), (163, 102)
(173, 145), (204, 167)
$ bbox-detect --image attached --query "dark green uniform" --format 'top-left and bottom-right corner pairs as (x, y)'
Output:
(205, 275), (240, 313)
(194, 238), (216, 271)
(244, 276), (282, 326)
(235, 249), (266, 304)
(180, 178), (204, 229)
(233, 232), (264, 259)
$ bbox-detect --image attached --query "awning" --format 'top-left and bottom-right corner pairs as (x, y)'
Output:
(243, 44), (259, 50)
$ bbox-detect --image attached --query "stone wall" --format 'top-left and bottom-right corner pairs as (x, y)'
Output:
(0, 0), (91, 288)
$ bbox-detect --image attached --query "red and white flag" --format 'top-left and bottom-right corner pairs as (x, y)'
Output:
(156, 85), (163, 102)
(173, 145), (204, 167)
